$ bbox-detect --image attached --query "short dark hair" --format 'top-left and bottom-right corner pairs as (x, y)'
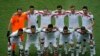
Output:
(29, 5), (34, 8)
(81, 26), (86, 30)
(31, 25), (36, 29)
(82, 6), (88, 10)
(48, 24), (53, 28)
(63, 26), (68, 30)
(17, 8), (22, 11)
(57, 5), (62, 9)
(18, 28), (23, 32)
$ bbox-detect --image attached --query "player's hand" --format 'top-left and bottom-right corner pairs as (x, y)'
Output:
(7, 31), (10, 37)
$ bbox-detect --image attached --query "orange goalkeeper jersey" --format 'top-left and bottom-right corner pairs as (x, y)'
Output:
(10, 12), (27, 32)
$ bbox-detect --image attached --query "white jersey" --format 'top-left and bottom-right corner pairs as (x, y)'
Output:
(66, 11), (80, 29)
(42, 28), (57, 47)
(42, 29), (56, 39)
(40, 12), (53, 28)
(54, 13), (66, 28)
(10, 31), (20, 38)
(80, 13), (94, 30)
(27, 10), (39, 28)
(24, 28), (40, 40)
(9, 31), (22, 45)
(76, 29), (91, 42)
(24, 28), (41, 51)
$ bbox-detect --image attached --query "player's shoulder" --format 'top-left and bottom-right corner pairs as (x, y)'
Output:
(10, 30), (18, 37)
(12, 12), (18, 17)
(23, 28), (31, 33)
(87, 30), (92, 34)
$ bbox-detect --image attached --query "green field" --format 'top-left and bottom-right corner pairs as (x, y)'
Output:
(0, 0), (100, 56)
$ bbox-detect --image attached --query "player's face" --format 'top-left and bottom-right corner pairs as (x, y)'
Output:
(31, 28), (36, 33)
(70, 7), (75, 13)
(17, 10), (22, 15)
(57, 8), (62, 13)
(63, 29), (68, 33)
(30, 8), (34, 13)
(81, 29), (87, 34)
(83, 9), (88, 14)
(47, 27), (53, 32)
(18, 31), (23, 36)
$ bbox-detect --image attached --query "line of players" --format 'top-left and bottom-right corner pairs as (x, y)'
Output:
(7, 5), (95, 56)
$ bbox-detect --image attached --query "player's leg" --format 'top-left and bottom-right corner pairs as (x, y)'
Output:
(10, 37), (16, 56)
(68, 30), (74, 52)
(8, 42), (12, 56)
(58, 35), (63, 56)
(75, 33), (82, 56)
(40, 32), (45, 54)
(88, 29), (96, 55)
(69, 38), (74, 56)
(81, 39), (87, 55)
(90, 33), (96, 55)
(18, 38), (24, 56)
(24, 38), (31, 56)
(44, 38), (49, 56)
(64, 42), (68, 55)
(48, 42), (53, 54)
(35, 40), (41, 56)
(89, 39), (96, 56)
(53, 39), (58, 56)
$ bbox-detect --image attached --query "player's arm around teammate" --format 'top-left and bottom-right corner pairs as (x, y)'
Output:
(24, 25), (41, 56)
(8, 29), (24, 56)
(76, 26), (95, 56)
(58, 26), (74, 56)
(41, 24), (58, 56)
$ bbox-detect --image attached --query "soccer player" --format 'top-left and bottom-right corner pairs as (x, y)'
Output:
(65, 5), (81, 53)
(7, 8), (27, 56)
(80, 6), (95, 55)
(39, 8), (54, 54)
(58, 26), (74, 56)
(54, 5), (66, 28)
(39, 8), (53, 28)
(76, 27), (95, 56)
(53, 5), (67, 39)
(42, 24), (58, 56)
(24, 25), (41, 56)
(8, 29), (24, 56)
(65, 5), (80, 29)
(27, 5), (39, 28)
(80, 6), (94, 33)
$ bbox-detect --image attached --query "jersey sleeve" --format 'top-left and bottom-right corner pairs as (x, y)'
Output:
(58, 28), (63, 32)
(23, 29), (31, 33)
(9, 31), (18, 37)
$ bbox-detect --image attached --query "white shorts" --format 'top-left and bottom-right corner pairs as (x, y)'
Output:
(25, 35), (40, 51)
(10, 37), (23, 49)
(59, 34), (74, 45)
(44, 37), (57, 48)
